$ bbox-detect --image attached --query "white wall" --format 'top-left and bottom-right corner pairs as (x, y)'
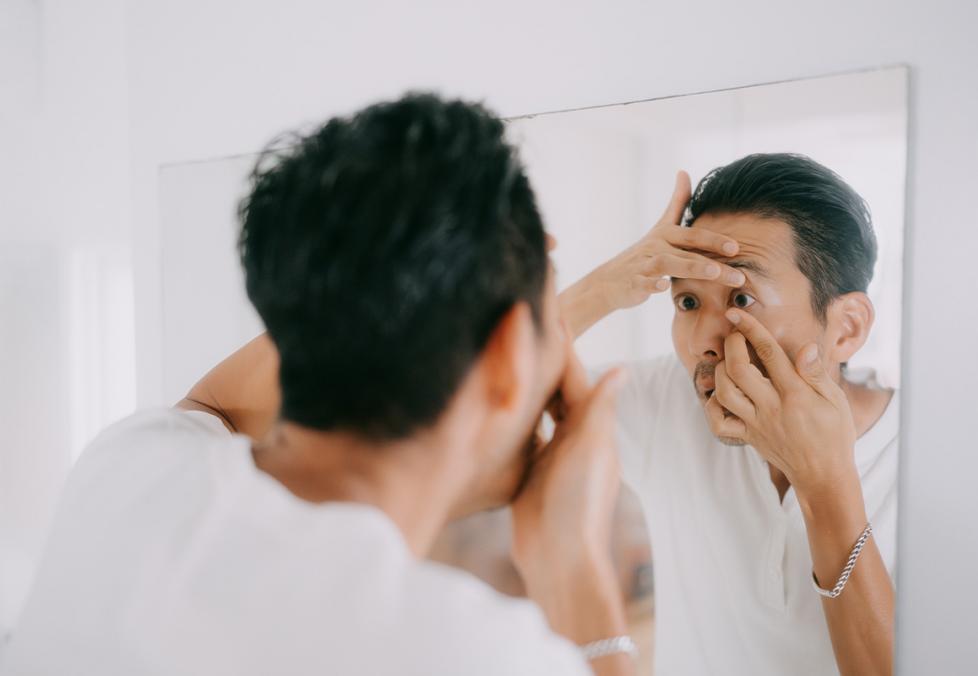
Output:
(157, 157), (263, 403)
(2, 0), (976, 671)
(0, 0), (134, 635)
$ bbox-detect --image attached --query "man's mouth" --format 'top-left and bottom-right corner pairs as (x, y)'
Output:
(693, 363), (733, 417)
(693, 362), (717, 401)
(700, 382), (715, 401)
(693, 359), (747, 446)
(693, 348), (770, 403)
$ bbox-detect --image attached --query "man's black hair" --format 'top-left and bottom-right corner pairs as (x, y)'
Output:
(238, 92), (547, 440)
(685, 153), (877, 320)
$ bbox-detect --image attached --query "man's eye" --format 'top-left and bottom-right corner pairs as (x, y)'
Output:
(674, 294), (699, 312)
(731, 292), (756, 309)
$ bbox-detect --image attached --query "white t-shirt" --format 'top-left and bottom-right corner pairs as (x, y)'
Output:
(2, 409), (590, 676)
(613, 354), (899, 676)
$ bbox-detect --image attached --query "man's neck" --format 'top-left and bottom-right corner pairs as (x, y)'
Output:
(841, 377), (895, 440)
(251, 422), (466, 557)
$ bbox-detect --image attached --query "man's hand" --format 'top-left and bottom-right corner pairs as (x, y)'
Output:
(705, 307), (857, 497)
(708, 308), (894, 676)
(559, 171), (746, 337)
(511, 346), (625, 570)
(510, 340), (634, 675)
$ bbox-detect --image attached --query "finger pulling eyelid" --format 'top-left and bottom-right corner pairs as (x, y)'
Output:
(726, 270), (746, 286)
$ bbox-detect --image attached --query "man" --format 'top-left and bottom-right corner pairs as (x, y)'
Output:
(560, 154), (896, 675)
(0, 94), (687, 675)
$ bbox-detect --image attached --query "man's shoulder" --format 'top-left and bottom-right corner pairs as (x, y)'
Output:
(76, 408), (231, 472)
(209, 549), (590, 674)
(404, 560), (549, 633)
(622, 352), (687, 388)
(610, 352), (702, 425)
(391, 560), (589, 673)
(58, 408), (236, 524)
(603, 352), (716, 485)
(590, 352), (690, 409)
(90, 407), (230, 449)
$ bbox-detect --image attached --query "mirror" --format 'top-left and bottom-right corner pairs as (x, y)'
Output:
(438, 67), (908, 675)
(158, 66), (907, 674)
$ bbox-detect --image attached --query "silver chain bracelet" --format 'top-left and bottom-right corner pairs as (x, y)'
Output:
(812, 522), (873, 599)
(580, 635), (638, 661)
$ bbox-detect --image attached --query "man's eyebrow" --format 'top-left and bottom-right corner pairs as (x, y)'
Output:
(671, 257), (772, 284)
(725, 258), (771, 280)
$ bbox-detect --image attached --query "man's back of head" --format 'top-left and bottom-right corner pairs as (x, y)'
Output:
(239, 93), (549, 440)
(3, 93), (614, 676)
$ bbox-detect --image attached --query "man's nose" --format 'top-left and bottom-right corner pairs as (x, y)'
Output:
(688, 309), (734, 361)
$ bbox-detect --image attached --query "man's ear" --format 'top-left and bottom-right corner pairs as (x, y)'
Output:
(824, 292), (875, 364)
(479, 302), (536, 412)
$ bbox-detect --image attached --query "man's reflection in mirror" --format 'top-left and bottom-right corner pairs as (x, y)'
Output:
(559, 153), (896, 675)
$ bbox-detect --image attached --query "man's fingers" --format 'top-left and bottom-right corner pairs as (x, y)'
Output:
(546, 322), (587, 424)
(564, 367), (626, 454)
(725, 309), (798, 392)
(723, 332), (777, 408)
(581, 367), (627, 427)
(641, 252), (745, 287)
(637, 275), (672, 295)
(642, 253), (720, 281)
(658, 170), (692, 225)
(794, 343), (840, 401)
(714, 361), (756, 423)
(724, 331), (751, 371)
(704, 392), (748, 441)
(558, 333), (591, 411)
(663, 224), (739, 258)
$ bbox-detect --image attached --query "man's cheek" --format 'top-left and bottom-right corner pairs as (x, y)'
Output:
(748, 307), (816, 356)
(670, 314), (689, 363)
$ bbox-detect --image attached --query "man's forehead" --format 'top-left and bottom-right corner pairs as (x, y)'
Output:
(690, 212), (796, 271)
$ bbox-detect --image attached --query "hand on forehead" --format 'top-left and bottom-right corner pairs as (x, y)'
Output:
(684, 212), (801, 283)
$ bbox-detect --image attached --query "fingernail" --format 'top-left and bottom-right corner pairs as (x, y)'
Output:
(704, 264), (720, 278)
(804, 344), (819, 364)
(725, 310), (740, 324)
(656, 278), (671, 290)
(722, 242), (738, 255)
(727, 271), (745, 286)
